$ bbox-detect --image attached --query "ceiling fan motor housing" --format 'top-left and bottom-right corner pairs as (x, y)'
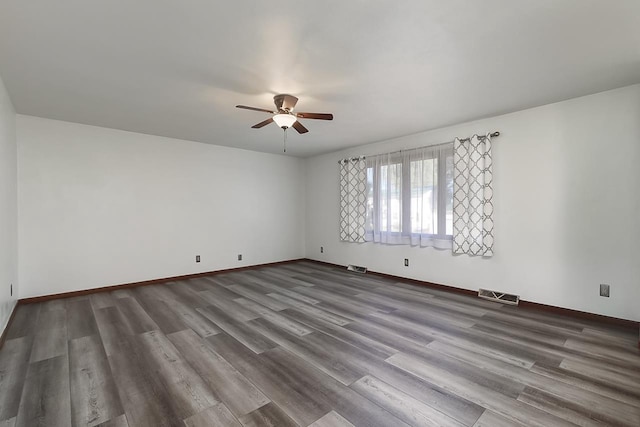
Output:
(274, 94), (299, 112)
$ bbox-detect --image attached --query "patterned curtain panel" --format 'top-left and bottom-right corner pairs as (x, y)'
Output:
(339, 157), (367, 242)
(453, 134), (494, 256)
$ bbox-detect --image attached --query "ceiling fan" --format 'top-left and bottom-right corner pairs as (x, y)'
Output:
(236, 94), (333, 134)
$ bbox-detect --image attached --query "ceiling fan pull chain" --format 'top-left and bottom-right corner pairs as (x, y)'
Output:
(283, 128), (287, 153)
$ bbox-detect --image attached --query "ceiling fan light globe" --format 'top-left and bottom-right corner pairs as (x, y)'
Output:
(273, 113), (297, 129)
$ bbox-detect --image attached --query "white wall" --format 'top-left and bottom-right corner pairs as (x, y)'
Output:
(14, 85), (640, 322)
(306, 84), (640, 321)
(0, 75), (18, 332)
(18, 116), (306, 298)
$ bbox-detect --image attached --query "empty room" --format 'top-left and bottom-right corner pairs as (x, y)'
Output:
(0, 1), (639, 426)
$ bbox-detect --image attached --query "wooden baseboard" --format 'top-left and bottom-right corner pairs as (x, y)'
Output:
(304, 258), (477, 297)
(19, 258), (304, 304)
(303, 258), (639, 331)
(368, 270), (478, 297)
(15, 257), (639, 343)
(517, 300), (638, 330)
(0, 302), (19, 349)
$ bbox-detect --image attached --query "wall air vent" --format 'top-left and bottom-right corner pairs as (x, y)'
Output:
(478, 288), (520, 305)
(347, 264), (368, 274)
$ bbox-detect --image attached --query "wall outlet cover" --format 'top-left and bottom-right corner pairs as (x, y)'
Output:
(404, 258), (409, 267)
(599, 284), (610, 297)
(195, 255), (201, 263)
(238, 254), (243, 261)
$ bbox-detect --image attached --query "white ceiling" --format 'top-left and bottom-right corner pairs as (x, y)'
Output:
(1, 1), (639, 157)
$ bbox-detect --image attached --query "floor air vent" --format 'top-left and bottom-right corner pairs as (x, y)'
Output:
(347, 264), (368, 274)
(478, 289), (520, 305)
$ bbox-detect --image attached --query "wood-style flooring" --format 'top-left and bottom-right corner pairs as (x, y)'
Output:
(0, 261), (639, 426)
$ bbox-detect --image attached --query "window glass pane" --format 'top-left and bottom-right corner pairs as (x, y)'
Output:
(410, 158), (437, 234)
(380, 163), (402, 232)
(445, 152), (454, 235)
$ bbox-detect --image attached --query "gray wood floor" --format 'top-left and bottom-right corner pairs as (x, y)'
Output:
(1, 261), (639, 427)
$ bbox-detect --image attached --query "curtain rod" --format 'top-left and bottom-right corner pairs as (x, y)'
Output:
(338, 131), (500, 163)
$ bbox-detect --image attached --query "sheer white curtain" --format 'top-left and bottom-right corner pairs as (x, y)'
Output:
(365, 145), (453, 249)
(453, 134), (494, 256)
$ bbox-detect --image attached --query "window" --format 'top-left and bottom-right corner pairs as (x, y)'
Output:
(364, 144), (453, 249)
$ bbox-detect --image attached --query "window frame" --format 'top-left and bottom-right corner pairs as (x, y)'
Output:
(366, 146), (453, 243)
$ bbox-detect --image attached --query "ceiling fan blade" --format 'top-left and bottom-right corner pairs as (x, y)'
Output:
(292, 121), (309, 134)
(296, 112), (333, 120)
(236, 105), (275, 114)
(251, 118), (274, 128)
